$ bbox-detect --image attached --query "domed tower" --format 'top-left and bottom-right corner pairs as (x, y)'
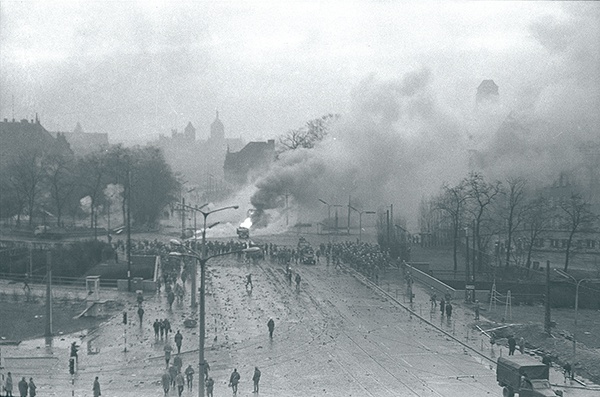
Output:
(210, 110), (225, 141)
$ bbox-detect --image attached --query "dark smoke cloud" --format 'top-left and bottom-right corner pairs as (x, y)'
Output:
(250, 67), (466, 227)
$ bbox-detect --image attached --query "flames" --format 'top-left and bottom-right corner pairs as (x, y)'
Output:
(240, 217), (252, 229)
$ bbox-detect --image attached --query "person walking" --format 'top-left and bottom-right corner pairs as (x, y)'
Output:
(508, 335), (517, 355)
(295, 273), (301, 291)
(519, 337), (525, 354)
(28, 378), (36, 397)
(5, 372), (13, 397)
(184, 364), (195, 391)
(137, 306), (144, 325)
(92, 377), (101, 397)
(153, 319), (160, 339)
(445, 302), (453, 318)
(161, 371), (171, 396)
(206, 377), (215, 397)
(169, 365), (178, 387)
(164, 319), (172, 339)
(229, 368), (240, 395)
(164, 343), (173, 368)
(173, 354), (183, 373)
(252, 367), (261, 393)
(267, 318), (275, 339)
(18, 377), (27, 397)
(430, 291), (437, 310)
(159, 319), (165, 339)
(440, 298), (445, 316)
(174, 330), (183, 353)
(245, 274), (253, 292)
(175, 372), (185, 396)
(167, 290), (175, 310)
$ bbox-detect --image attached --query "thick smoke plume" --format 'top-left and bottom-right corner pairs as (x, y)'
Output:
(249, 5), (599, 229)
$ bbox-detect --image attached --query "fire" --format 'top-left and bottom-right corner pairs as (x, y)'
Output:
(240, 217), (252, 229)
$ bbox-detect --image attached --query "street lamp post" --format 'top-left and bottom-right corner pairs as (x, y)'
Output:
(318, 199), (331, 232)
(348, 205), (375, 242)
(170, 204), (243, 397)
(176, 202), (208, 308)
(554, 270), (600, 326)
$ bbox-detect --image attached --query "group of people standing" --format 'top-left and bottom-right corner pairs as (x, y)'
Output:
(1, 373), (36, 397)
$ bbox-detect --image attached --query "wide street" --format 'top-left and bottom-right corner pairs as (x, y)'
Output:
(1, 238), (597, 397)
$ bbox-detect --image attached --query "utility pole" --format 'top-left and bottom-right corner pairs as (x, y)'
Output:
(386, 210), (390, 246)
(544, 260), (552, 336)
(126, 167), (132, 292)
(181, 198), (186, 239)
(465, 228), (470, 302)
(45, 251), (53, 337)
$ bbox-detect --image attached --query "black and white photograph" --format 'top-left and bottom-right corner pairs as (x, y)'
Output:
(1, 1), (599, 396)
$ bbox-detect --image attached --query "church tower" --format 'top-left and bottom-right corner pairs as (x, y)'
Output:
(184, 121), (196, 141)
(210, 110), (225, 141)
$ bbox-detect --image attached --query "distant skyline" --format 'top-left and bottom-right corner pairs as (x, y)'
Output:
(1, 1), (597, 145)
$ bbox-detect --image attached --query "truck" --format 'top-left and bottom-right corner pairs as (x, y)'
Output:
(297, 237), (316, 265)
(496, 356), (562, 397)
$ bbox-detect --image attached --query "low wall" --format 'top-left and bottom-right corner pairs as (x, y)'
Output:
(406, 263), (458, 301)
(116, 279), (156, 292)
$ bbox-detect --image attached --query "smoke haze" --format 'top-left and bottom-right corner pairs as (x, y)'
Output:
(249, 5), (600, 228)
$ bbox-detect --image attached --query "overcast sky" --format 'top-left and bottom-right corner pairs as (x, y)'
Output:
(1, 1), (597, 144)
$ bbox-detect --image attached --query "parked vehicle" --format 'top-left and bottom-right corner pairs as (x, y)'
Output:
(496, 356), (562, 397)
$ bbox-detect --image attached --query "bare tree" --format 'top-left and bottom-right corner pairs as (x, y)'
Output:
(501, 177), (528, 268)
(436, 180), (470, 272)
(522, 196), (551, 274)
(7, 149), (46, 228)
(465, 172), (503, 271)
(560, 193), (597, 272)
(278, 114), (339, 152)
(45, 151), (76, 227)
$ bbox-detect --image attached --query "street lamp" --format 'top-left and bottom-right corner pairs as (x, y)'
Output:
(554, 269), (600, 326)
(169, 204), (241, 397)
(348, 205), (376, 242)
(318, 199), (331, 232)
(176, 202), (208, 307)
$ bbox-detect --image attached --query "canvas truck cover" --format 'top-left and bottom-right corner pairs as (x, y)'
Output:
(497, 356), (549, 388)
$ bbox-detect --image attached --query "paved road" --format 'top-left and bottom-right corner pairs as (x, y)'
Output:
(1, 252), (597, 396)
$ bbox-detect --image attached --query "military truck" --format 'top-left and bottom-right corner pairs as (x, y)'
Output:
(298, 237), (316, 265)
(496, 356), (562, 397)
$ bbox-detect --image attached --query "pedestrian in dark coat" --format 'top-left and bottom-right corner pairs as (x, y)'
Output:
(164, 343), (173, 368)
(440, 298), (445, 316)
(163, 319), (172, 338)
(18, 377), (28, 397)
(159, 319), (165, 339)
(28, 378), (36, 397)
(267, 318), (275, 338)
(229, 368), (240, 395)
(5, 372), (13, 397)
(508, 336), (517, 355)
(169, 365), (178, 387)
(137, 306), (144, 324)
(175, 372), (185, 396)
(153, 319), (160, 338)
(295, 273), (301, 291)
(445, 302), (453, 318)
(252, 367), (261, 393)
(206, 377), (214, 397)
(174, 330), (183, 353)
(173, 355), (183, 373)
(185, 365), (194, 391)
(93, 377), (101, 397)
(161, 372), (171, 396)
